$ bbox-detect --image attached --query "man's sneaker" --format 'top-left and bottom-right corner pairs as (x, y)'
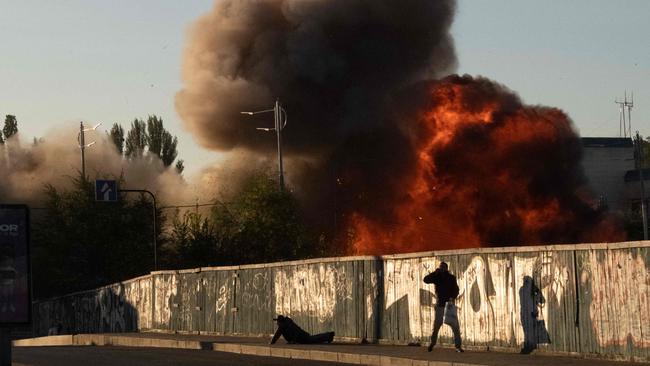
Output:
(427, 344), (434, 352)
(455, 347), (464, 353)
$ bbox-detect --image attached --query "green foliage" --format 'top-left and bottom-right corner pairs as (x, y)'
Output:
(32, 174), (159, 299)
(147, 115), (178, 167)
(166, 211), (217, 268)
(109, 123), (125, 155)
(160, 131), (178, 167)
(164, 171), (324, 269)
(146, 115), (164, 157)
(124, 119), (147, 158)
(217, 172), (311, 263)
(31, 169), (325, 298)
(175, 159), (185, 174)
(119, 115), (180, 168)
(3, 115), (18, 141)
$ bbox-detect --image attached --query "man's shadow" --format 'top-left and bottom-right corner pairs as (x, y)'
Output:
(519, 275), (551, 354)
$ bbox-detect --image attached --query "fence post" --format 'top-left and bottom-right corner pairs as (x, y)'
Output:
(151, 273), (156, 331)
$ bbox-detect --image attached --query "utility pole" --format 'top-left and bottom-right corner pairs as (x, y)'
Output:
(274, 99), (285, 190)
(635, 132), (648, 240)
(79, 122), (86, 178)
(77, 121), (102, 179)
(241, 98), (288, 190)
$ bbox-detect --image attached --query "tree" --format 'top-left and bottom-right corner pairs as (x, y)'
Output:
(119, 115), (182, 169)
(3, 115), (18, 141)
(146, 115), (178, 168)
(167, 212), (217, 268)
(124, 119), (147, 158)
(209, 171), (321, 265)
(146, 115), (164, 157)
(109, 123), (125, 155)
(160, 131), (178, 167)
(31, 174), (159, 298)
(163, 170), (323, 269)
(175, 159), (185, 174)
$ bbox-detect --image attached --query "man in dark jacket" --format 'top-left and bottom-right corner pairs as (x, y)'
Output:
(423, 262), (463, 352)
(270, 315), (335, 344)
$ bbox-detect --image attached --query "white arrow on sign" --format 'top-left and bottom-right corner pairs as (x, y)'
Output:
(101, 183), (113, 201)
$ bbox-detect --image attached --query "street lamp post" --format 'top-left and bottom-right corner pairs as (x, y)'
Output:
(77, 121), (102, 179)
(241, 99), (288, 190)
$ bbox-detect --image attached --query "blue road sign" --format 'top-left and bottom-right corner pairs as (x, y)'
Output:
(95, 180), (118, 202)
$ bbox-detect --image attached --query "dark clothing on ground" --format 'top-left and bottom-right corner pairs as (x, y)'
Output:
(423, 268), (460, 306)
(271, 316), (334, 344)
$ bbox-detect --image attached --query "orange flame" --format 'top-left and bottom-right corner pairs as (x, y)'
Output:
(348, 75), (625, 255)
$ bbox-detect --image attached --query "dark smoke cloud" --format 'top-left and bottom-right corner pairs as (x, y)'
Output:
(176, 0), (623, 252)
(176, 0), (458, 248)
(176, 0), (457, 155)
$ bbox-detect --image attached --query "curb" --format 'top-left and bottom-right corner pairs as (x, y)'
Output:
(13, 335), (482, 366)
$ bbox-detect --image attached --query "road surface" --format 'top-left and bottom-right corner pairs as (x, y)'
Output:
(13, 346), (348, 366)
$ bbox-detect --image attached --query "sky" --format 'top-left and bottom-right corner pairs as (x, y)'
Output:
(1, 0), (649, 176)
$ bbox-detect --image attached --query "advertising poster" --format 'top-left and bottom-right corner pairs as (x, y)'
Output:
(0, 205), (30, 325)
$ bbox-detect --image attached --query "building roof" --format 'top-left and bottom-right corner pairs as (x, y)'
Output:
(582, 137), (633, 148)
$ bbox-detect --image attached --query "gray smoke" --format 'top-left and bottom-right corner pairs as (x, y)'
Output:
(0, 126), (197, 207)
(176, 0), (457, 156)
(175, 0), (458, 244)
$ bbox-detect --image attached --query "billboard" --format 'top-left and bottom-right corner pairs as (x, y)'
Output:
(0, 205), (31, 325)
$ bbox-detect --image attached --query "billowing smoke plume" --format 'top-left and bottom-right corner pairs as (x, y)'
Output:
(176, 0), (457, 154)
(0, 126), (204, 207)
(176, 0), (624, 254)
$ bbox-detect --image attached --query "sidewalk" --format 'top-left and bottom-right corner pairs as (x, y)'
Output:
(13, 332), (647, 366)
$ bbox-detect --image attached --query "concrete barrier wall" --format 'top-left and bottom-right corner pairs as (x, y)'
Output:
(33, 241), (650, 361)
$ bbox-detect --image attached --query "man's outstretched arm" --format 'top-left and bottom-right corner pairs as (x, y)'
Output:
(423, 269), (440, 284)
(270, 328), (282, 345)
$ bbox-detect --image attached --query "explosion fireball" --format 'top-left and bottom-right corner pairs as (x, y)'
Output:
(176, 0), (625, 255)
(349, 75), (625, 254)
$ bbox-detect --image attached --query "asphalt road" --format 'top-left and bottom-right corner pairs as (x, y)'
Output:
(13, 346), (349, 366)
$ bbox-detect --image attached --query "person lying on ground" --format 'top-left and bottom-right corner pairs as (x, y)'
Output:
(270, 315), (335, 345)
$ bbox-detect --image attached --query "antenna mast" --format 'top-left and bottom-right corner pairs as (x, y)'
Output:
(615, 91), (634, 138)
(626, 92), (634, 137)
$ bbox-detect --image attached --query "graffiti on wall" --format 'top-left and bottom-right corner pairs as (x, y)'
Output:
(36, 281), (141, 335)
(153, 274), (177, 327)
(383, 251), (573, 350)
(273, 263), (354, 323)
(33, 244), (650, 361)
(581, 250), (650, 348)
(124, 277), (151, 330)
(240, 272), (272, 312)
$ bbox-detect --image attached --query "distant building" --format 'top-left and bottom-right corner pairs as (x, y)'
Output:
(581, 137), (635, 213)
